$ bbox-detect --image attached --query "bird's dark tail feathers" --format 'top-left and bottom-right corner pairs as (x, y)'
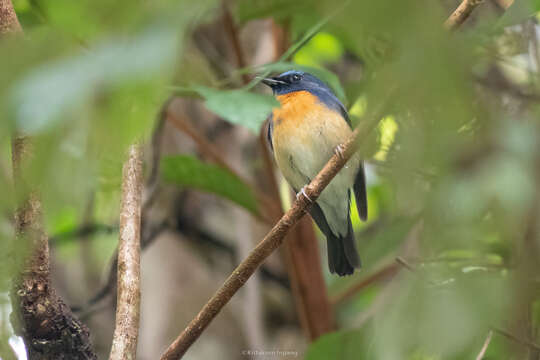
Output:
(309, 202), (361, 276)
(326, 217), (360, 276)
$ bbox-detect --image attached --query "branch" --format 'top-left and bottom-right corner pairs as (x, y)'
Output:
(475, 330), (493, 360)
(72, 221), (167, 317)
(222, 2), (250, 84)
(444, 0), (485, 30)
(109, 144), (143, 360)
(492, 327), (540, 352)
(49, 223), (116, 245)
(331, 262), (400, 305)
(160, 93), (391, 359)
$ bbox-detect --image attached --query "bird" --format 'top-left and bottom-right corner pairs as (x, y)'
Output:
(262, 70), (368, 276)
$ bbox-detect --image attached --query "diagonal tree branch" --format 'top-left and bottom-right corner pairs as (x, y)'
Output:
(159, 92), (392, 359)
(109, 144), (143, 360)
(444, 0), (485, 30)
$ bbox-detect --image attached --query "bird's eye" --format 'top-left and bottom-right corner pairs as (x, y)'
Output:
(291, 74), (302, 82)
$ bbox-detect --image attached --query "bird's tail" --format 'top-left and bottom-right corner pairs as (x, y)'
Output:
(308, 202), (361, 276)
(326, 217), (360, 276)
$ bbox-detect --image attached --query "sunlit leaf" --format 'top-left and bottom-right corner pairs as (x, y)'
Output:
(293, 32), (344, 67)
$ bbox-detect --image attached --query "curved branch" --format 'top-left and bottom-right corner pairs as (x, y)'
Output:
(109, 144), (143, 360)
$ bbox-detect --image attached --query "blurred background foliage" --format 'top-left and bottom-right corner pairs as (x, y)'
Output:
(2, 0), (540, 359)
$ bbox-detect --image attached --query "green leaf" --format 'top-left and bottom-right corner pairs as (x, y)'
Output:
(194, 86), (278, 133)
(305, 329), (370, 360)
(255, 62), (347, 104)
(293, 32), (344, 67)
(161, 155), (259, 214)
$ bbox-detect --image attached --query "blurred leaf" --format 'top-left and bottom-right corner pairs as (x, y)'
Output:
(497, 1), (535, 28)
(194, 87), (278, 133)
(357, 217), (415, 267)
(293, 32), (344, 67)
(374, 116), (398, 161)
(161, 155), (259, 214)
(10, 27), (178, 134)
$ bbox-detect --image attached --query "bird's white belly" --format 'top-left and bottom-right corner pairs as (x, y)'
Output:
(273, 118), (358, 236)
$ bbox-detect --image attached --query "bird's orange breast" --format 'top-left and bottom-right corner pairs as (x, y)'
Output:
(273, 91), (319, 126)
(271, 90), (347, 147)
(271, 91), (326, 146)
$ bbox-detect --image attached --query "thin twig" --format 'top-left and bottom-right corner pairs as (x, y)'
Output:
(109, 144), (143, 360)
(475, 330), (493, 360)
(222, 1), (250, 84)
(492, 327), (540, 351)
(73, 220), (167, 315)
(49, 223), (116, 244)
(395, 256), (416, 272)
(77, 102), (170, 314)
(159, 92), (393, 360)
(444, 0), (485, 30)
(331, 263), (401, 305)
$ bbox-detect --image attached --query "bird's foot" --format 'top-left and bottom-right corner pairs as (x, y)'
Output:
(334, 144), (345, 159)
(296, 186), (313, 204)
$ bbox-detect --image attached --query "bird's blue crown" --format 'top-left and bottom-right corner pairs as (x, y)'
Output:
(263, 70), (348, 122)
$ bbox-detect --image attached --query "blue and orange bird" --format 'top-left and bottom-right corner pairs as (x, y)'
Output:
(263, 70), (368, 276)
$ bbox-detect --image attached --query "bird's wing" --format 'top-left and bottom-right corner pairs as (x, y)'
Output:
(310, 87), (351, 127)
(354, 162), (368, 221)
(311, 88), (366, 220)
(266, 114), (274, 153)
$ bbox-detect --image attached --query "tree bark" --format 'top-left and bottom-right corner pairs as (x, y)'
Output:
(109, 144), (143, 360)
(10, 137), (97, 359)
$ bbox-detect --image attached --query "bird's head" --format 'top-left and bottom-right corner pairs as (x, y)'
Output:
(262, 70), (330, 96)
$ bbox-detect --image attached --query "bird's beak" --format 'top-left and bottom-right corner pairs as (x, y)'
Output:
(261, 77), (287, 87)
